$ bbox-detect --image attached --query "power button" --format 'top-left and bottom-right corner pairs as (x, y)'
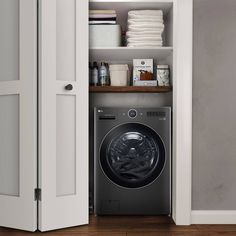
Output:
(128, 109), (137, 118)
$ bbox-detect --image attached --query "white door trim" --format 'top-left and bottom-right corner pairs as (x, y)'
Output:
(38, 0), (193, 228)
(172, 0), (193, 225)
(192, 211), (236, 224)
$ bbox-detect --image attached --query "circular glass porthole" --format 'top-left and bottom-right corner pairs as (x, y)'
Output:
(100, 123), (166, 188)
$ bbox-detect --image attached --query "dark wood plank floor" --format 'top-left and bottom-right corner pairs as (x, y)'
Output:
(0, 216), (236, 235)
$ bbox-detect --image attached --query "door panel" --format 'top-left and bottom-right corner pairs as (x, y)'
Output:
(0, 95), (19, 196)
(56, 0), (76, 81)
(39, 0), (89, 231)
(0, 0), (19, 81)
(0, 0), (37, 231)
(56, 95), (76, 197)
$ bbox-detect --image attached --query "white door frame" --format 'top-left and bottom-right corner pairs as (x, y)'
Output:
(38, 0), (193, 227)
(37, 0), (194, 229)
(172, 0), (193, 225)
(88, 0), (193, 225)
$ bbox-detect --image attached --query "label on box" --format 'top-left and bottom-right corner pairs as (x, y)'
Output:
(133, 59), (153, 81)
(133, 80), (157, 86)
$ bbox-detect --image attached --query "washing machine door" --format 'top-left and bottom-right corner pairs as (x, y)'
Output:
(100, 123), (166, 188)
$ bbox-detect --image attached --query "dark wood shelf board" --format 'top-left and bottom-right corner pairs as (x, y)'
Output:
(89, 86), (172, 93)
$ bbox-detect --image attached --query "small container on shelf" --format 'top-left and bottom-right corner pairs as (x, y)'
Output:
(89, 25), (122, 47)
(99, 62), (110, 86)
(132, 59), (154, 84)
(89, 10), (121, 47)
(91, 62), (99, 86)
(156, 65), (170, 86)
(109, 64), (129, 86)
(89, 62), (93, 85)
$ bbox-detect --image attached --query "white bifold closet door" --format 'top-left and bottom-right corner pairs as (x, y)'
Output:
(38, 0), (89, 232)
(0, 0), (37, 231)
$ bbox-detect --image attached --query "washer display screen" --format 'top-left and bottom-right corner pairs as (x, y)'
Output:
(100, 123), (166, 188)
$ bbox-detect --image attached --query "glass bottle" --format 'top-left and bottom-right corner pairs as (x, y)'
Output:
(99, 62), (108, 86)
(92, 62), (99, 86)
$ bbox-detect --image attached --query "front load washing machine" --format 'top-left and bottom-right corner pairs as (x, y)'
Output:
(94, 107), (171, 215)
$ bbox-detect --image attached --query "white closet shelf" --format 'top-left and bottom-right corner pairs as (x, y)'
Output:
(90, 0), (173, 2)
(90, 47), (173, 61)
(89, 1), (173, 15)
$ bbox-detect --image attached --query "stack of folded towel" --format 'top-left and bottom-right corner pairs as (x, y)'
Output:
(89, 10), (117, 25)
(126, 10), (164, 47)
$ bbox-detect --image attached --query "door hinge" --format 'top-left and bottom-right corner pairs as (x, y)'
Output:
(35, 188), (41, 201)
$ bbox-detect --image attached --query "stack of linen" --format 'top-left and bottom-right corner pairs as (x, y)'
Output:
(126, 10), (164, 47)
(89, 10), (117, 25)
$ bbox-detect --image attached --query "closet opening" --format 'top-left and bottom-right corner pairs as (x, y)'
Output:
(88, 0), (174, 221)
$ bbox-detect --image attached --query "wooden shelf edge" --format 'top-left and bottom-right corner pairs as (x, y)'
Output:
(89, 86), (172, 93)
(89, 46), (173, 50)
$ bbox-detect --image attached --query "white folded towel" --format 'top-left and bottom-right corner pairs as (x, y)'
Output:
(128, 21), (164, 27)
(128, 25), (164, 32)
(128, 20), (164, 26)
(128, 17), (163, 23)
(128, 10), (163, 17)
(128, 23), (164, 30)
(128, 15), (164, 21)
(126, 31), (163, 37)
(127, 37), (163, 43)
(126, 10), (164, 47)
(127, 41), (163, 47)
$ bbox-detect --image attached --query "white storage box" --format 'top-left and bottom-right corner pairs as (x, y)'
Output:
(89, 25), (121, 47)
(109, 64), (129, 86)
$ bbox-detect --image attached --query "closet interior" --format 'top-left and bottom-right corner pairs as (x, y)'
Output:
(89, 0), (174, 215)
